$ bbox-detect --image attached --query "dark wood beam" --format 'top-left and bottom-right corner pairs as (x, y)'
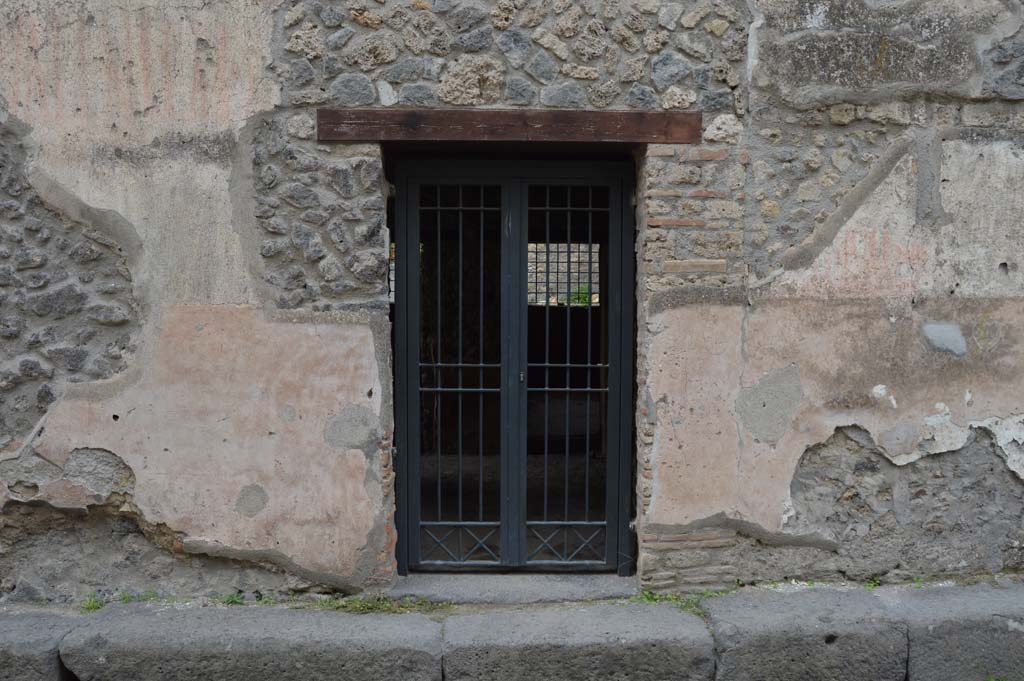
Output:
(316, 108), (702, 144)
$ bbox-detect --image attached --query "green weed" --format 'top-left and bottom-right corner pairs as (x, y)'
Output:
(313, 595), (450, 614)
(218, 591), (246, 606)
(635, 587), (737, 618)
(79, 593), (105, 613)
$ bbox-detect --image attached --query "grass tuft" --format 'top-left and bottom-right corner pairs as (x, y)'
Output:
(79, 593), (105, 613)
(313, 594), (450, 614)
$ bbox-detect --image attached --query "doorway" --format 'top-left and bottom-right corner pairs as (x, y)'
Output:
(392, 159), (636, 575)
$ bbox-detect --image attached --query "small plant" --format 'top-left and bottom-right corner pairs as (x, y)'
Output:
(120, 590), (160, 604)
(79, 593), (105, 613)
(912, 577), (925, 589)
(314, 594), (449, 614)
(218, 591), (246, 606)
(865, 576), (882, 590)
(635, 587), (737, 618)
(255, 596), (277, 606)
(569, 285), (591, 306)
(986, 676), (1008, 681)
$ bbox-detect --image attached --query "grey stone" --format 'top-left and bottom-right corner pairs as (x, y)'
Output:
(329, 74), (376, 106)
(754, 0), (1013, 108)
(525, 50), (559, 83)
(0, 610), (81, 681)
(288, 59), (315, 87)
(505, 77), (536, 105)
(325, 28), (355, 51)
(443, 604), (714, 681)
(59, 604), (443, 681)
(381, 58), (425, 83)
(625, 82), (658, 108)
(705, 588), (907, 681)
(447, 3), (488, 32)
(496, 28), (531, 68)
(319, 5), (345, 28)
(455, 26), (492, 52)
(675, 32), (713, 62)
(876, 582), (1024, 681)
(922, 321), (967, 356)
(398, 83), (439, 106)
(651, 49), (691, 91)
(699, 88), (734, 111)
(539, 82), (587, 108)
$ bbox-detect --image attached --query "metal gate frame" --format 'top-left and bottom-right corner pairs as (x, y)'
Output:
(393, 160), (636, 576)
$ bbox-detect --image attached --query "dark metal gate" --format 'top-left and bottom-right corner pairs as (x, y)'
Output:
(393, 161), (635, 575)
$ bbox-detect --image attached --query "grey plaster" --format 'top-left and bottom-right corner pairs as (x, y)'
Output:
(735, 364), (803, 445)
(234, 484), (269, 518)
(922, 321), (968, 356)
(324, 404), (380, 453)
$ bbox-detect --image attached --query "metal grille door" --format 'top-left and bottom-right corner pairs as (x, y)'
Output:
(394, 161), (635, 574)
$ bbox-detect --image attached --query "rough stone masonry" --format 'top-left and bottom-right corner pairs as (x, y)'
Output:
(0, 0), (1023, 601)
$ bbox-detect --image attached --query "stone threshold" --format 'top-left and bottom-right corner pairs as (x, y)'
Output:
(4, 580), (1024, 680)
(387, 572), (639, 604)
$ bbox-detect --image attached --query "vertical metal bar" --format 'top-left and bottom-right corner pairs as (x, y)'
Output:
(515, 178), (529, 566)
(585, 186), (593, 523)
(499, 180), (514, 565)
(407, 177), (424, 568)
(435, 188), (442, 524)
(479, 200), (484, 523)
(616, 173), (637, 576)
(565, 195), (572, 523)
(457, 186), (464, 559)
(543, 186), (550, 524)
(393, 171), (409, 574)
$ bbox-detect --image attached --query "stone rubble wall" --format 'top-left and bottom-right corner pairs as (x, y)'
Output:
(2, 0), (1024, 599)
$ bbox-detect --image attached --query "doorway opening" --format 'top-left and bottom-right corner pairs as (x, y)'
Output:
(388, 148), (637, 575)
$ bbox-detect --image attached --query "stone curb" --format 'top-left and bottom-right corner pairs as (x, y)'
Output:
(443, 603), (714, 681)
(2, 584), (1024, 680)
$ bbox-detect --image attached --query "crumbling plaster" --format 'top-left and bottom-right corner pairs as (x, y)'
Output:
(0, 0), (397, 596)
(3, 0), (1024, 598)
(645, 128), (1024, 528)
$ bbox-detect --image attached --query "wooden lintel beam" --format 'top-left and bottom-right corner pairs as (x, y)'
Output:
(316, 108), (702, 144)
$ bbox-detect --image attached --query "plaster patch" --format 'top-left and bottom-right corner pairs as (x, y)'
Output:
(324, 405), (380, 452)
(922, 322), (968, 356)
(235, 484), (269, 518)
(735, 364), (803, 445)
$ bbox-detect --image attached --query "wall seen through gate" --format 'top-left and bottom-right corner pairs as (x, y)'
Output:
(1, 0), (1024, 599)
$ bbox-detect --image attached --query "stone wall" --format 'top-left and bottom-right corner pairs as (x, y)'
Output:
(2, 0), (1024, 601)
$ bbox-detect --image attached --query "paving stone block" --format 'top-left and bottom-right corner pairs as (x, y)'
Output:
(59, 604), (442, 681)
(442, 603), (714, 681)
(877, 581), (1024, 681)
(0, 609), (81, 681)
(704, 587), (907, 681)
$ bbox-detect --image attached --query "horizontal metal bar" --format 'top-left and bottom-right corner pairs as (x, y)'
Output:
(526, 363), (608, 368)
(419, 387), (501, 393)
(526, 522), (607, 526)
(420, 521), (501, 526)
(420, 363), (502, 368)
(417, 207), (501, 212)
(524, 560), (607, 565)
(527, 207), (611, 213)
(525, 387), (609, 393)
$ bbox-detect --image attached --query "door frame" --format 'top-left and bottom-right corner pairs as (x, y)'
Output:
(392, 159), (636, 575)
